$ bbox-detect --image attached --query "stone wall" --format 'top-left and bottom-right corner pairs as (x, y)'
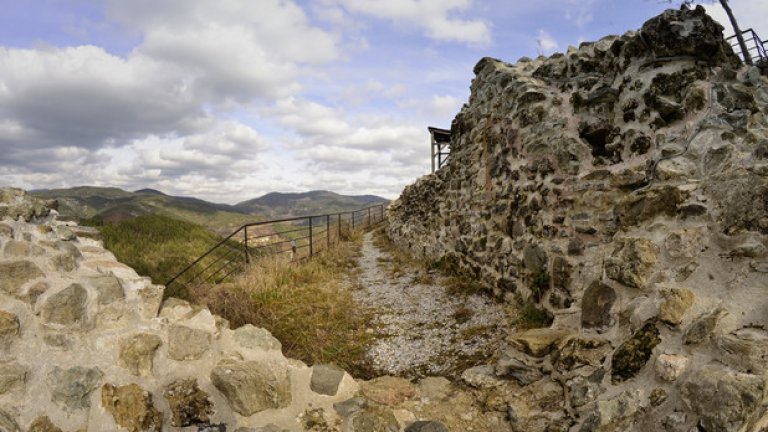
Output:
(0, 189), (430, 432)
(387, 6), (768, 432)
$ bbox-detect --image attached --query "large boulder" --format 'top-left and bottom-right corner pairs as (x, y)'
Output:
(41, 283), (88, 328)
(0, 261), (44, 296)
(47, 366), (103, 411)
(210, 359), (291, 416)
(681, 364), (764, 432)
(640, 5), (739, 66)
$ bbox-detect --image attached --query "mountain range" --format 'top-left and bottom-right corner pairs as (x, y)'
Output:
(30, 186), (388, 234)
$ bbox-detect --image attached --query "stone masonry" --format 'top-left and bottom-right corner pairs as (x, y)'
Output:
(387, 6), (768, 432)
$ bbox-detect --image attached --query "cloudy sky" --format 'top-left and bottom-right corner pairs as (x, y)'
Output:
(0, 0), (765, 203)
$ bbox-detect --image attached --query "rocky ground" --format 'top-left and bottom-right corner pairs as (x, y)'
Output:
(352, 232), (507, 379)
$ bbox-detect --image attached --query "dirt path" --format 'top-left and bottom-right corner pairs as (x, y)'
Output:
(353, 232), (507, 379)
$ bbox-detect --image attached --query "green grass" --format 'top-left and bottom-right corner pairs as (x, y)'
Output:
(95, 213), (224, 291)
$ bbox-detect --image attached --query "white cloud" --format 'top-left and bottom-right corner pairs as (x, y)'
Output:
(564, 0), (595, 28)
(268, 96), (428, 176)
(326, 0), (492, 46)
(537, 30), (559, 55)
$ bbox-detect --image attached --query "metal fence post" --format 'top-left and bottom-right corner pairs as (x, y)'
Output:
(368, 207), (372, 226)
(337, 213), (341, 242)
(326, 215), (330, 249)
(352, 211), (355, 230)
(244, 226), (250, 264)
(308, 217), (313, 257)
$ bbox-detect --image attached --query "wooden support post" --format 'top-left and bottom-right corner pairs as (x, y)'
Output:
(244, 226), (250, 264)
(352, 211), (355, 230)
(337, 213), (341, 242)
(326, 215), (330, 249)
(309, 217), (313, 257)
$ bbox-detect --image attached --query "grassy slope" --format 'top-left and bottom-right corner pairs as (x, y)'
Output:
(191, 231), (375, 376)
(98, 213), (223, 288)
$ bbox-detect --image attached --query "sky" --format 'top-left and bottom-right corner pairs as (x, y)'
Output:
(0, 0), (766, 204)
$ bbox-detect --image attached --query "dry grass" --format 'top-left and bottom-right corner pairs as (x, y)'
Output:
(189, 229), (376, 377)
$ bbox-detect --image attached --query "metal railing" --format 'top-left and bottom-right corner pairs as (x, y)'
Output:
(165, 203), (386, 296)
(726, 28), (767, 64)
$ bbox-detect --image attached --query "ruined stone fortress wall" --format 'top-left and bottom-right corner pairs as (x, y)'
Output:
(0, 188), (367, 431)
(387, 7), (768, 432)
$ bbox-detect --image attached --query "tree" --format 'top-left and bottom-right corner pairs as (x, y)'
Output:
(670, 0), (753, 65)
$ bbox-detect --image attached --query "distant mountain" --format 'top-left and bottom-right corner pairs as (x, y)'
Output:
(30, 187), (388, 233)
(235, 190), (389, 218)
(30, 186), (254, 235)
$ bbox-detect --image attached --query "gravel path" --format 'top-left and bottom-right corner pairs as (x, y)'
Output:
(353, 232), (507, 379)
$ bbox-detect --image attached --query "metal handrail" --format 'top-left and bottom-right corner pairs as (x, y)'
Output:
(726, 28), (767, 63)
(165, 203), (387, 294)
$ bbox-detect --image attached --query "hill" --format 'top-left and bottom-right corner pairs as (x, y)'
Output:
(30, 186), (254, 235)
(235, 190), (389, 218)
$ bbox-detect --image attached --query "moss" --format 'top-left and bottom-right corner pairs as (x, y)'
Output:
(516, 303), (554, 330)
(530, 270), (551, 302)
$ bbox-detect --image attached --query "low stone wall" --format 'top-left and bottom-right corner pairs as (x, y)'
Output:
(387, 6), (768, 432)
(1, 189), (463, 432)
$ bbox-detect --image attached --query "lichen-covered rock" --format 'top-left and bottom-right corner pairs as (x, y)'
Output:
(89, 275), (124, 305)
(0, 261), (44, 296)
(48, 366), (103, 411)
(163, 379), (213, 427)
(581, 281), (616, 330)
(41, 283), (88, 327)
(579, 391), (642, 432)
(658, 287), (694, 325)
(566, 369), (605, 408)
(101, 383), (162, 432)
(605, 238), (658, 289)
(717, 327), (768, 374)
(0, 409), (20, 432)
(27, 416), (63, 432)
(611, 321), (660, 383)
(0, 362), (26, 394)
(167, 324), (211, 361)
(210, 359), (291, 416)
(681, 364), (764, 432)
(0, 188), (53, 221)
(655, 353), (688, 382)
(405, 421), (449, 432)
(615, 187), (687, 228)
(508, 329), (573, 358)
(684, 308), (726, 345)
(640, 5), (738, 65)
(4, 240), (45, 257)
(311, 364), (346, 396)
(119, 333), (162, 376)
(233, 324), (282, 352)
(0, 311), (19, 343)
(347, 406), (399, 432)
(360, 376), (416, 406)
(495, 348), (543, 385)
